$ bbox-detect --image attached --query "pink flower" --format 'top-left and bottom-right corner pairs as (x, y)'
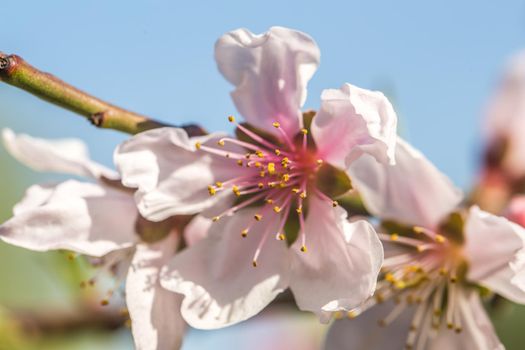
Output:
(483, 50), (525, 179)
(0, 129), (190, 350)
(325, 138), (525, 349)
(114, 27), (398, 328)
(505, 195), (525, 227)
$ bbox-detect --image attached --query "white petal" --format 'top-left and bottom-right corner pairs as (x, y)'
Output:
(324, 301), (413, 350)
(312, 84), (398, 168)
(215, 26), (320, 137)
(160, 207), (290, 329)
(115, 127), (244, 221)
(429, 289), (503, 350)
(465, 206), (525, 303)
(289, 195), (383, 316)
(2, 128), (116, 179)
(183, 215), (212, 247)
(0, 180), (137, 257)
(126, 233), (185, 350)
(348, 138), (463, 228)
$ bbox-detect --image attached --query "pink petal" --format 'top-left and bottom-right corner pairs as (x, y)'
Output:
(160, 207), (290, 329)
(465, 206), (525, 303)
(312, 84), (398, 168)
(126, 233), (185, 350)
(215, 27), (320, 137)
(115, 128), (244, 221)
(348, 138), (462, 228)
(183, 215), (212, 247)
(2, 128), (116, 179)
(289, 195), (383, 316)
(0, 180), (137, 257)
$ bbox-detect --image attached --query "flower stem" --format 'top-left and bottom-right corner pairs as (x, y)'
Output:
(0, 52), (205, 136)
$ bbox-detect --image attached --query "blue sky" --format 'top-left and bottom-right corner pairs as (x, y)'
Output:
(1, 1), (525, 348)
(1, 1), (524, 189)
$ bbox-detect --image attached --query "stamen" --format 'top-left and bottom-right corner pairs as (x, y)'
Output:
(254, 214), (263, 221)
(272, 121), (296, 151)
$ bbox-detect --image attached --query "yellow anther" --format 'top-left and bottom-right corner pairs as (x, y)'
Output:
(281, 157), (290, 167)
(101, 299), (109, 306)
(252, 260), (258, 267)
(416, 245), (425, 253)
(215, 182), (223, 188)
(273, 206), (281, 213)
(455, 327), (463, 334)
(267, 162), (276, 174)
(260, 171), (266, 177)
(435, 234), (445, 243)
(316, 159), (323, 165)
(375, 293), (385, 303)
(439, 267), (447, 276)
(241, 229), (248, 238)
(413, 226), (425, 234)
(245, 153), (251, 159)
(277, 233), (285, 241)
(333, 311), (343, 320)
(228, 115), (235, 122)
(385, 273), (396, 283)
(266, 199), (274, 204)
(394, 280), (406, 289)
(332, 200), (339, 207)
(255, 150), (264, 158)
(390, 233), (399, 241)
(450, 275), (457, 283)
(258, 182), (264, 189)
(300, 128), (308, 135)
(254, 162), (262, 168)
(300, 191), (307, 199)
(195, 142), (202, 150)
(254, 214), (262, 221)
(282, 174), (290, 182)
(208, 185), (216, 196)
(232, 185), (241, 197)
(217, 139), (225, 146)
(268, 182), (276, 188)
(237, 159), (243, 166)
(275, 149), (281, 156)
(300, 245), (308, 253)
(347, 310), (358, 319)
(212, 216), (220, 222)
(292, 188), (300, 194)
(296, 206), (303, 214)
(279, 182), (287, 188)
(272, 122), (281, 128)
(447, 323), (454, 329)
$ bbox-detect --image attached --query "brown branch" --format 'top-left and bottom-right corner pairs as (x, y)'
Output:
(0, 52), (205, 136)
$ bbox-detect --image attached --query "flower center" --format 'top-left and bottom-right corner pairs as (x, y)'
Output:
(336, 219), (470, 349)
(195, 116), (340, 267)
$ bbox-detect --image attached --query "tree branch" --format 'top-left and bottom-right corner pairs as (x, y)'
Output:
(0, 52), (205, 136)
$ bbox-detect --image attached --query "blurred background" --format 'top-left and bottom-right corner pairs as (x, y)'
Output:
(1, 1), (525, 349)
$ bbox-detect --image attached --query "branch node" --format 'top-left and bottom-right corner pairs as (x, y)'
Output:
(0, 57), (9, 70)
(89, 112), (106, 127)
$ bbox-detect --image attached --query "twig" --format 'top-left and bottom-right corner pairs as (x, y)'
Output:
(0, 52), (205, 136)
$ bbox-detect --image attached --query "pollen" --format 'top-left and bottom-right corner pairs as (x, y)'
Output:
(258, 182), (264, 189)
(212, 216), (220, 222)
(228, 115), (235, 123)
(272, 122), (280, 128)
(296, 206), (303, 214)
(282, 174), (290, 182)
(277, 233), (285, 241)
(241, 229), (248, 238)
(237, 159), (243, 166)
(390, 233), (399, 241)
(275, 149), (281, 156)
(300, 191), (307, 199)
(195, 142), (202, 150)
(267, 162), (276, 174)
(281, 157), (290, 167)
(292, 188), (300, 194)
(300, 245), (308, 253)
(254, 214), (262, 221)
(255, 150), (264, 158)
(413, 226), (424, 234)
(333, 311), (344, 320)
(300, 128), (308, 135)
(347, 310), (358, 319)
(100, 299), (109, 306)
(266, 199), (274, 204)
(254, 162), (262, 168)
(217, 139), (225, 146)
(208, 185), (216, 196)
(215, 182), (223, 188)
(332, 200), (339, 207)
(273, 206), (281, 213)
(260, 171), (266, 177)
(435, 234), (445, 243)
(252, 260), (258, 267)
(316, 159), (323, 165)
(232, 185), (241, 197)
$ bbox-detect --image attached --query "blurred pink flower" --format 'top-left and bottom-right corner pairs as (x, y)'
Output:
(483, 50), (525, 179)
(114, 26), (398, 329)
(325, 139), (525, 350)
(0, 129), (192, 350)
(506, 195), (525, 227)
